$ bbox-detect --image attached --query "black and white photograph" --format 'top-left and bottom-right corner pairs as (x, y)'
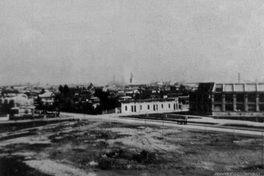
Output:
(0, 0), (264, 176)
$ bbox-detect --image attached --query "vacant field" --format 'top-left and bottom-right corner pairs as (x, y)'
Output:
(0, 119), (263, 176)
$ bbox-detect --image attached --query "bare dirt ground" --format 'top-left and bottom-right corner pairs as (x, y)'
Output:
(0, 119), (264, 176)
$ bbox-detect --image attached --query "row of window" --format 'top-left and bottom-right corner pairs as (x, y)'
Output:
(124, 103), (176, 112)
(213, 103), (264, 112)
(214, 93), (264, 103)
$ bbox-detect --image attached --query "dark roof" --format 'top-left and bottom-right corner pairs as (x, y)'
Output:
(197, 83), (214, 93)
(2, 89), (19, 94)
(120, 98), (175, 104)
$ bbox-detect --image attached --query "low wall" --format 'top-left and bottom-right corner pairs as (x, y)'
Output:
(212, 111), (264, 117)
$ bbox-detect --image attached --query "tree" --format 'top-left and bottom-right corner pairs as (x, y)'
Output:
(179, 84), (188, 95)
(88, 83), (94, 90)
(63, 84), (69, 94)
(58, 85), (64, 93)
(35, 96), (43, 110)
(40, 88), (45, 94)
(95, 88), (109, 102)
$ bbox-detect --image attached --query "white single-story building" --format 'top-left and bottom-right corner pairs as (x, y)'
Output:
(38, 91), (55, 105)
(120, 98), (180, 115)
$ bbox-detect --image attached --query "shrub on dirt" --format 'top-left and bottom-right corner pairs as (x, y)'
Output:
(118, 149), (134, 160)
(79, 157), (90, 166)
(99, 132), (111, 139)
(98, 158), (115, 170)
(49, 150), (62, 159)
(106, 150), (119, 158)
(184, 148), (197, 155)
(97, 141), (109, 152)
(132, 164), (147, 170)
(103, 149), (135, 160)
(113, 141), (123, 146)
(132, 150), (158, 164)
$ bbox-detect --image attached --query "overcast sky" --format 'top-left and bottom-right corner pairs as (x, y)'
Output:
(0, 0), (264, 85)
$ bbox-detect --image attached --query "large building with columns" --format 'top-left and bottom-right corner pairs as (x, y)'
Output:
(189, 82), (264, 117)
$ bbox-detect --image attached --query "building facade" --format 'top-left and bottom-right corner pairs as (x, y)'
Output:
(190, 82), (264, 117)
(120, 98), (181, 115)
(38, 92), (55, 106)
(0, 94), (35, 119)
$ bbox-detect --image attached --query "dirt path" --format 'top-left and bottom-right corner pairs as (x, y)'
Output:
(25, 159), (96, 176)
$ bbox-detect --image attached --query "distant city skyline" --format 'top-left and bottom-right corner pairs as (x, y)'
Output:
(1, 0), (264, 86)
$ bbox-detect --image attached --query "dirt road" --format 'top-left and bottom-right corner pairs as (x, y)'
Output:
(61, 112), (264, 137)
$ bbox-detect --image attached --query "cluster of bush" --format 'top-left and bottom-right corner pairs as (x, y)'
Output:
(39, 85), (120, 115)
(98, 149), (159, 170)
